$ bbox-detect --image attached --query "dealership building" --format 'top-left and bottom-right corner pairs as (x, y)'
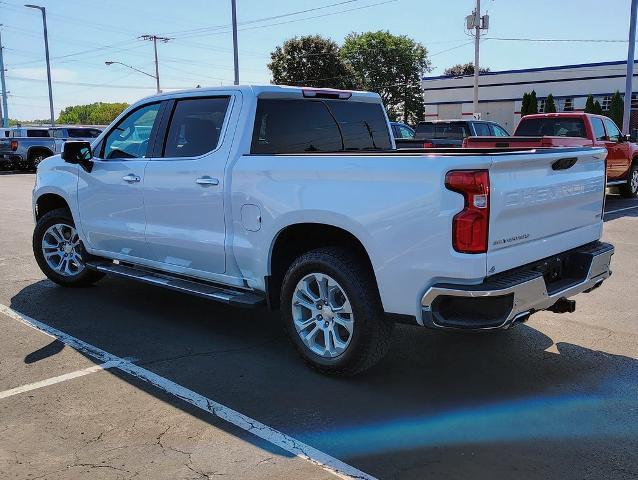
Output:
(421, 60), (638, 132)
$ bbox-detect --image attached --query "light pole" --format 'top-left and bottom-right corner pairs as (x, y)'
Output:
(623, 0), (638, 134)
(105, 61), (158, 89)
(25, 4), (54, 127)
(231, 0), (239, 85)
(0, 26), (9, 127)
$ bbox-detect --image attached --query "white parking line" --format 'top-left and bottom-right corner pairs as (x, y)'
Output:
(0, 304), (377, 480)
(605, 204), (638, 215)
(0, 361), (121, 400)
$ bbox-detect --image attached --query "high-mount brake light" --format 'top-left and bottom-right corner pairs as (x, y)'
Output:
(445, 170), (490, 254)
(302, 88), (352, 100)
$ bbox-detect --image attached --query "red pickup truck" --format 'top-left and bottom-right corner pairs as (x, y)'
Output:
(463, 113), (638, 197)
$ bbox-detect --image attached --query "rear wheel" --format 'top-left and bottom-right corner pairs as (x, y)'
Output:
(33, 208), (104, 287)
(29, 150), (49, 170)
(621, 163), (638, 198)
(280, 247), (393, 376)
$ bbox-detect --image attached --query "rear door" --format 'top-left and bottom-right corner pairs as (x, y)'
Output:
(77, 101), (162, 260)
(487, 148), (606, 274)
(142, 93), (237, 276)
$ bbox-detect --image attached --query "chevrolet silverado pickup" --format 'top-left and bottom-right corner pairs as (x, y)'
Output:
(31, 85), (614, 375)
(0, 126), (102, 170)
(464, 113), (638, 197)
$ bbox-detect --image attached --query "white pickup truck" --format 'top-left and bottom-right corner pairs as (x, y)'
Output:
(32, 85), (614, 375)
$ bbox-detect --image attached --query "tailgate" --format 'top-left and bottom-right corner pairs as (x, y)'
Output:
(0, 138), (12, 153)
(487, 147), (606, 274)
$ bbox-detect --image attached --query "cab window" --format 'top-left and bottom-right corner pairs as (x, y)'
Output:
(102, 103), (160, 159)
(491, 124), (509, 136)
(473, 122), (491, 136)
(603, 118), (621, 142)
(591, 118), (606, 141)
(162, 97), (230, 158)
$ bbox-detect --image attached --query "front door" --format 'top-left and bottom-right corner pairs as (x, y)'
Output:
(77, 102), (162, 260)
(602, 117), (631, 180)
(143, 94), (236, 276)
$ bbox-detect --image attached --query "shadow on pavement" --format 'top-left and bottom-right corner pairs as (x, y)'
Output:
(10, 277), (638, 479)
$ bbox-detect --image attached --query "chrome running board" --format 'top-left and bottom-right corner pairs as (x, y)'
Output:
(86, 260), (265, 308)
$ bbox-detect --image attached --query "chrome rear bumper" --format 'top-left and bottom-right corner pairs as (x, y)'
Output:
(420, 242), (614, 331)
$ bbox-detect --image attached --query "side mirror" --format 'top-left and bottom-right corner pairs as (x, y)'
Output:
(62, 141), (93, 172)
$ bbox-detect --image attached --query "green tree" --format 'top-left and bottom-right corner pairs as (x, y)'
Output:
(584, 94), (595, 113)
(593, 100), (603, 115)
(528, 90), (538, 115)
(520, 92), (530, 117)
(57, 102), (129, 125)
(268, 35), (358, 90)
(340, 30), (430, 123)
(443, 62), (490, 77)
(607, 90), (624, 127)
(544, 94), (557, 113)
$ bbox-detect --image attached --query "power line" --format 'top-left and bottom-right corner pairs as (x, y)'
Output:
(162, 0), (367, 37)
(485, 36), (638, 43)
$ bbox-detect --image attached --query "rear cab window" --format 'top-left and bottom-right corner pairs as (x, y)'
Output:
(515, 117), (587, 138)
(251, 98), (391, 154)
(26, 129), (50, 138)
(67, 128), (102, 138)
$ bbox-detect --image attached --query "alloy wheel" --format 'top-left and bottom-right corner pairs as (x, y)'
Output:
(41, 223), (85, 276)
(291, 272), (354, 358)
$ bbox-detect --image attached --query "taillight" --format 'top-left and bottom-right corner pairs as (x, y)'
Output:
(445, 170), (490, 254)
(422, 141), (434, 148)
(10, 140), (18, 151)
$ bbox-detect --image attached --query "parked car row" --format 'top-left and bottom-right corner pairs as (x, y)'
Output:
(0, 125), (102, 171)
(392, 112), (638, 198)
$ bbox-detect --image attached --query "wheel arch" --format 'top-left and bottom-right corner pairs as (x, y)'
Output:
(266, 222), (378, 309)
(35, 193), (71, 221)
(27, 146), (54, 161)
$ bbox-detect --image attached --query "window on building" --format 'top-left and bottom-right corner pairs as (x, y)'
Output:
(562, 98), (574, 112)
(632, 93), (638, 109)
(601, 96), (612, 111)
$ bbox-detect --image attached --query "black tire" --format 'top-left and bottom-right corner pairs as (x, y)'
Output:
(29, 150), (50, 170)
(33, 208), (105, 287)
(280, 247), (393, 376)
(620, 162), (638, 198)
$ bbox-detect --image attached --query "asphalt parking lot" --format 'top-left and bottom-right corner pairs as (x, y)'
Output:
(0, 173), (637, 480)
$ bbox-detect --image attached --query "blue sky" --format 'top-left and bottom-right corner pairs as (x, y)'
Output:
(0, 0), (634, 120)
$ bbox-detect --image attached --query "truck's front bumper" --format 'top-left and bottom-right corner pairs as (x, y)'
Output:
(420, 242), (614, 331)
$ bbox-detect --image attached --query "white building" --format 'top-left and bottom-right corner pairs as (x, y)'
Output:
(421, 60), (638, 132)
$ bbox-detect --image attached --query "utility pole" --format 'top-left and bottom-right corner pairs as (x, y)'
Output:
(467, 1), (489, 116)
(231, 0), (239, 85)
(139, 35), (171, 94)
(623, 0), (637, 134)
(0, 27), (9, 127)
(25, 5), (54, 126)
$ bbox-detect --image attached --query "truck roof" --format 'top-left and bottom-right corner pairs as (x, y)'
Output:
(137, 84), (382, 105)
(520, 112), (607, 121)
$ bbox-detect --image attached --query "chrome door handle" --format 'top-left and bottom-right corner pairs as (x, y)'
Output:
(196, 176), (219, 186)
(122, 174), (141, 183)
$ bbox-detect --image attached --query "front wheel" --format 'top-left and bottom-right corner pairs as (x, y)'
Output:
(280, 247), (393, 376)
(621, 163), (638, 198)
(33, 208), (105, 287)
